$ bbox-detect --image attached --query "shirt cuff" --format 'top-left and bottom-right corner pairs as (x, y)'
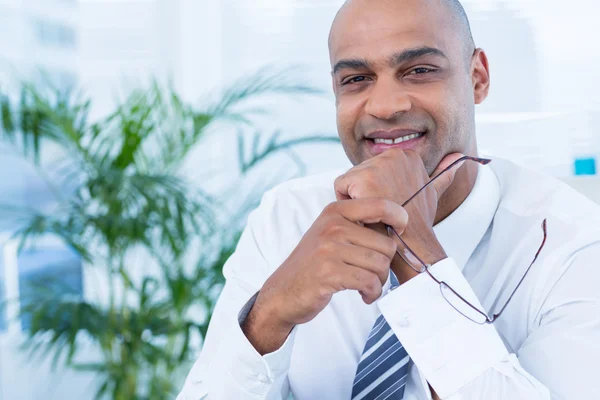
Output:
(222, 291), (297, 396)
(377, 258), (509, 398)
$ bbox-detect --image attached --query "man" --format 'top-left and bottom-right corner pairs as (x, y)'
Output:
(178, 0), (600, 399)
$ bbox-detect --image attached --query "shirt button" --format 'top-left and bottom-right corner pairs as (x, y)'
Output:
(257, 373), (271, 383)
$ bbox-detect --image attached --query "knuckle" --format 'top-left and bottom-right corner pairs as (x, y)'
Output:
(374, 285), (383, 299)
(366, 274), (382, 296)
(319, 258), (337, 278)
(376, 198), (392, 215)
(333, 174), (345, 188)
(374, 252), (391, 269)
(398, 206), (409, 225)
(317, 285), (333, 300)
(363, 247), (376, 260)
(352, 268), (364, 284)
(322, 222), (344, 239)
(364, 167), (377, 181)
(365, 248), (389, 269)
(444, 174), (453, 186)
(317, 240), (336, 257)
(384, 237), (398, 259)
(323, 201), (339, 215)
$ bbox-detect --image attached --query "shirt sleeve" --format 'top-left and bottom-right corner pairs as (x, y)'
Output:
(176, 189), (295, 400)
(509, 242), (600, 400)
(378, 257), (551, 399)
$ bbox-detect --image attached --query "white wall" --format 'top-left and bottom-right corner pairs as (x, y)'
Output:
(0, 0), (79, 87)
(561, 175), (600, 204)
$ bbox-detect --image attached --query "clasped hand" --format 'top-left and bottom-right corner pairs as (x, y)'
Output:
(244, 149), (464, 355)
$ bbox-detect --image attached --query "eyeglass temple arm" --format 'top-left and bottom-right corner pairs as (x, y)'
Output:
(489, 218), (548, 321)
(386, 155), (492, 270)
(401, 156), (491, 207)
(388, 225), (430, 269)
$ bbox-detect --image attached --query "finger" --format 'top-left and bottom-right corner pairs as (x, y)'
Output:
(331, 264), (383, 304)
(334, 171), (354, 201)
(430, 152), (465, 199)
(334, 167), (374, 201)
(340, 243), (391, 285)
(335, 220), (398, 261)
(335, 198), (409, 236)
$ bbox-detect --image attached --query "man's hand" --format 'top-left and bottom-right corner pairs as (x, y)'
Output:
(242, 198), (408, 355)
(333, 149), (464, 282)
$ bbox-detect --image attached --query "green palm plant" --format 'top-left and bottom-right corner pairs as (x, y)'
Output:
(0, 68), (340, 399)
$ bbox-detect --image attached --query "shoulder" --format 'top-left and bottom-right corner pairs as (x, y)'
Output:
(490, 157), (600, 233)
(254, 167), (345, 222)
(244, 168), (346, 267)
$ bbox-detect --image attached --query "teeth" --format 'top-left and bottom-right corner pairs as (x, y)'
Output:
(374, 138), (395, 145)
(373, 133), (423, 145)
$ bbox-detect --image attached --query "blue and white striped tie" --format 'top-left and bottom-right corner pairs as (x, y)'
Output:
(351, 273), (410, 400)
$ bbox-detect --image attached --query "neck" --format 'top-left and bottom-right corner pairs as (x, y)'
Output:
(434, 156), (479, 225)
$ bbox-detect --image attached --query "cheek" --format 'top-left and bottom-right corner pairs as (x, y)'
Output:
(336, 97), (366, 165)
(426, 85), (463, 139)
(443, 84), (474, 146)
(336, 97), (363, 143)
(412, 86), (462, 172)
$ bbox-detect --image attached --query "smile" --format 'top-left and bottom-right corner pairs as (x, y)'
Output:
(372, 132), (425, 144)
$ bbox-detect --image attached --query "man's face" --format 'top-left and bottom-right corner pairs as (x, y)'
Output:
(329, 0), (486, 173)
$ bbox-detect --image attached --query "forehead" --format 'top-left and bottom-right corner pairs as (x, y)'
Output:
(329, 0), (457, 67)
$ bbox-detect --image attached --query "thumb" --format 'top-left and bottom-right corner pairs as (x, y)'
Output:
(430, 152), (465, 199)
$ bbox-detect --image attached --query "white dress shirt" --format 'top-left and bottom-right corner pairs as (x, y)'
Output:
(177, 157), (600, 400)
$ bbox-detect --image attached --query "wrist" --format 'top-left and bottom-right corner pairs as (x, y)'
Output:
(403, 225), (447, 265)
(410, 241), (447, 266)
(390, 228), (447, 283)
(241, 295), (295, 355)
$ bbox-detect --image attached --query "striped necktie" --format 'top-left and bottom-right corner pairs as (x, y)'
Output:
(351, 272), (410, 400)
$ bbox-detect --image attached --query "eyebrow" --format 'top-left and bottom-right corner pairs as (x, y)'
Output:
(332, 46), (448, 75)
(332, 58), (372, 75)
(388, 47), (448, 66)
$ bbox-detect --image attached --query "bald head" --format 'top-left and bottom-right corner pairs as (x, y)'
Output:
(444, 0), (475, 56)
(329, 0), (475, 64)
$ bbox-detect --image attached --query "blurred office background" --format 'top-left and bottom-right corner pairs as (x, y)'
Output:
(0, 0), (599, 399)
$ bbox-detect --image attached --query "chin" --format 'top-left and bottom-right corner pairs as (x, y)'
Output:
(340, 144), (362, 166)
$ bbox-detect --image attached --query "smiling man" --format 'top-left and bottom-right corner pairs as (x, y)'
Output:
(177, 1), (600, 399)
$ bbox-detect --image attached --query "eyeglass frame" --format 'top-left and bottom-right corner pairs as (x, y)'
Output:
(385, 156), (548, 324)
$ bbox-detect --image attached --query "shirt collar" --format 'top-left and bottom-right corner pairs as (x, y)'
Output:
(433, 163), (501, 272)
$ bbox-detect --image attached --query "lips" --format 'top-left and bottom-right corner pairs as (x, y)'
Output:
(364, 130), (426, 156)
(372, 132), (425, 145)
(365, 129), (425, 141)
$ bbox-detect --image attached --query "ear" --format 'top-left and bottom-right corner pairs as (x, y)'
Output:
(471, 48), (490, 104)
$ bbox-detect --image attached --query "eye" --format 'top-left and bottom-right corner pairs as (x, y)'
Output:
(342, 75), (369, 85)
(407, 67), (436, 75)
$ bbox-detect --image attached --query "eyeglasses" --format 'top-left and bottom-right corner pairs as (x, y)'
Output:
(385, 156), (548, 324)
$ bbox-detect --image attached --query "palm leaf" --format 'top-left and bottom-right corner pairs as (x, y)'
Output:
(207, 65), (323, 118)
(0, 66), (340, 400)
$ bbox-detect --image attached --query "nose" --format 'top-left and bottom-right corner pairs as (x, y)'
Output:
(364, 79), (412, 120)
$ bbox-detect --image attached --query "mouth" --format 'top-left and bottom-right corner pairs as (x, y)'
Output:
(364, 130), (426, 155)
